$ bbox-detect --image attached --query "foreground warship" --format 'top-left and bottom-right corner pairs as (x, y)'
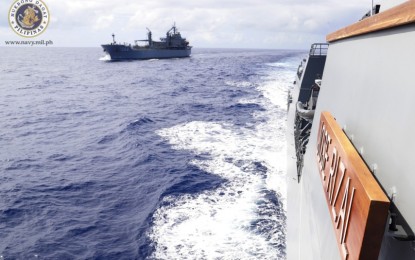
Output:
(287, 1), (415, 259)
(101, 24), (191, 61)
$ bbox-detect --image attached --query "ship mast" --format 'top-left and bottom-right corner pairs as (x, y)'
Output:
(146, 28), (152, 46)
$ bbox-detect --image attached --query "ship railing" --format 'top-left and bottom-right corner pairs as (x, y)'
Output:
(309, 43), (329, 56)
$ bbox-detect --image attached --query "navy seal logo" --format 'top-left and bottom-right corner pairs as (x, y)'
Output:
(8, 0), (50, 37)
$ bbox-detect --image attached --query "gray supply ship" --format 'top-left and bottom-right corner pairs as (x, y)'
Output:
(101, 24), (191, 61)
(287, 1), (415, 259)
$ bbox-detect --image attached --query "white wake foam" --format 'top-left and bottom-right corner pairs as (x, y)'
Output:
(99, 54), (111, 61)
(149, 58), (298, 259)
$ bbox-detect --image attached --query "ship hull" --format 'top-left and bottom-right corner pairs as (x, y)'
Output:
(101, 44), (191, 61)
(287, 2), (415, 259)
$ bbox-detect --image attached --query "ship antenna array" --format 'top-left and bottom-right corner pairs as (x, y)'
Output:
(371, 0), (374, 15)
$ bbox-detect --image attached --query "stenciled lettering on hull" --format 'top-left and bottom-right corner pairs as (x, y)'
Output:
(316, 111), (390, 259)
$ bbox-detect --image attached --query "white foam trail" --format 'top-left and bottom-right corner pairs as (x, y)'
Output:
(99, 54), (111, 61)
(149, 57), (298, 259)
(225, 80), (253, 88)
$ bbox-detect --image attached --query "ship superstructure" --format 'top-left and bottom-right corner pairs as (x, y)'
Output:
(287, 1), (415, 259)
(101, 24), (192, 61)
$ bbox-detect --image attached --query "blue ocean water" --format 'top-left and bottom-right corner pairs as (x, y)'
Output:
(0, 47), (304, 259)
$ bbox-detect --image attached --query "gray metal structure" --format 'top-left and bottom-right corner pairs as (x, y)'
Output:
(101, 24), (192, 61)
(287, 1), (415, 259)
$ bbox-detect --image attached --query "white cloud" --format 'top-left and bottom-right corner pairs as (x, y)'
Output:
(93, 14), (114, 30)
(0, 0), (376, 48)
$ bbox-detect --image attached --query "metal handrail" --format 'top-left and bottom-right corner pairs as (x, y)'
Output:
(309, 43), (329, 56)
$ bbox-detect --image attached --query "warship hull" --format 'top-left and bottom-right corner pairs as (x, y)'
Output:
(101, 44), (191, 61)
(287, 1), (415, 259)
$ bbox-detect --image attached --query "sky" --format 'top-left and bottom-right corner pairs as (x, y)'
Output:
(0, 0), (396, 49)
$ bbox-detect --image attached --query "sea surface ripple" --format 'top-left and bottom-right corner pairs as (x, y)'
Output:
(0, 47), (305, 259)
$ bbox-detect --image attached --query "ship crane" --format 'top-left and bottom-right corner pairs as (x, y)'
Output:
(166, 23), (178, 36)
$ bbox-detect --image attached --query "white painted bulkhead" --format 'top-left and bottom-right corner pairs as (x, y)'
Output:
(288, 22), (415, 260)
